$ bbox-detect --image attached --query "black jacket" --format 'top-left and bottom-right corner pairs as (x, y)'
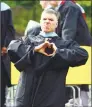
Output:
(56, 1), (92, 46)
(1, 8), (15, 87)
(8, 35), (88, 107)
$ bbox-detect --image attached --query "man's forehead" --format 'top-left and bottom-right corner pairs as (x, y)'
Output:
(41, 13), (58, 21)
(41, 13), (56, 18)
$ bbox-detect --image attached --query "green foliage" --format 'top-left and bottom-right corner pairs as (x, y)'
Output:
(4, 1), (17, 7)
(12, 7), (33, 34)
(77, 1), (91, 7)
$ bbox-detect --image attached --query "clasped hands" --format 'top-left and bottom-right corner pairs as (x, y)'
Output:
(34, 41), (57, 56)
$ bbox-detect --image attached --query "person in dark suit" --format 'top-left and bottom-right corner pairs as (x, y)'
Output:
(39, 0), (92, 106)
(8, 9), (88, 107)
(1, 2), (15, 107)
(24, 1), (91, 106)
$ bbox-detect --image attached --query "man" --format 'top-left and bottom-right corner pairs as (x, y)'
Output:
(8, 9), (88, 107)
(1, 2), (15, 107)
(40, 0), (92, 106)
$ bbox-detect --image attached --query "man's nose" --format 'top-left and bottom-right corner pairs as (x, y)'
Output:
(45, 19), (50, 23)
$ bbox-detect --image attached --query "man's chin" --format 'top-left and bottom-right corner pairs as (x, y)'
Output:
(43, 30), (51, 33)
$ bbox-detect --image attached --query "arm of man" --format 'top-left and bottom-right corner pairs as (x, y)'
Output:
(8, 39), (34, 71)
(48, 40), (88, 69)
(14, 49), (34, 72)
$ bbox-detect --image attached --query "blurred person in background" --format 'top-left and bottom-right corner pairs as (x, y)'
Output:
(1, 2), (15, 107)
(72, 0), (90, 106)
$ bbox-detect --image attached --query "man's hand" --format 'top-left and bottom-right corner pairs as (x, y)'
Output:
(34, 41), (57, 56)
(48, 43), (57, 56)
(1, 47), (7, 56)
(34, 41), (50, 51)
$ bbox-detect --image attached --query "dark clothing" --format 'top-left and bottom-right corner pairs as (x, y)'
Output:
(56, 1), (91, 100)
(25, 26), (41, 45)
(1, 55), (11, 87)
(24, 2), (91, 104)
(1, 60), (6, 107)
(56, 1), (92, 46)
(8, 35), (88, 107)
(1, 8), (15, 87)
(1, 9), (15, 48)
(1, 5), (15, 106)
(79, 84), (89, 91)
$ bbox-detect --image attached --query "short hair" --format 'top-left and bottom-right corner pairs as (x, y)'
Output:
(41, 8), (60, 20)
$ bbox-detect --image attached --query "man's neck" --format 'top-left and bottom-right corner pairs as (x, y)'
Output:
(39, 31), (58, 38)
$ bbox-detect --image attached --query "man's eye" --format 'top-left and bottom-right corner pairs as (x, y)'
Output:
(43, 18), (47, 20)
(49, 19), (53, 21)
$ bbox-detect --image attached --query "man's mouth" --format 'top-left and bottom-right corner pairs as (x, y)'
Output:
(44, 24), (49, 28)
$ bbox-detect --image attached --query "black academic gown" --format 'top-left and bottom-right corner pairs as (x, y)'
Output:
(24, 1), (92, 98)
(8, 35), (88, 107)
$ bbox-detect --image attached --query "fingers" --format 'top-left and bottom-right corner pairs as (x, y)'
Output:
(34, 42), (51, 52)
(50, 43), (57, 52)
(34, 43), (45, 51)
(46, 43), (57, 56)
(34, 42), (57, 56)
(38, 48), (49, 56)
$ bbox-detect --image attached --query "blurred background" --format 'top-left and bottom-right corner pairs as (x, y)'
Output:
(2, 0), (92, 37)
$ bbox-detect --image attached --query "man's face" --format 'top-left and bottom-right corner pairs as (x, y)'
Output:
(40, 12), (58, 33)
(40, 1), (48, 9)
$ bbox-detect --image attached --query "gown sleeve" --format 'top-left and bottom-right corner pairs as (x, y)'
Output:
(49, 40), (88, 69)
(8, 39), (34, 72)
